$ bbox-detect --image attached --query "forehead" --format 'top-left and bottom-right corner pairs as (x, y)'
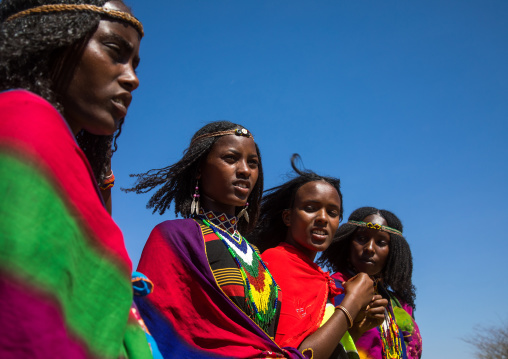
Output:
(104, 1), (130, 13)
(102, 1), (141, 40)
(210, 135), (257, 154)
(294, 181), (340, 205)
(356, 214), (391, 240)
(362, 214), (387, 226)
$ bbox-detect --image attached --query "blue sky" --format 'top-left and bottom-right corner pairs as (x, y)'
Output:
(112, 1), (508, 358)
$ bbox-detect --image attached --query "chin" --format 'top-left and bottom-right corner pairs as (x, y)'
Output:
(85, 122), (118, 136)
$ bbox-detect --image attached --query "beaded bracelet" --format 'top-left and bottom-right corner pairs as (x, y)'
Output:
(335, 305), (353, 328)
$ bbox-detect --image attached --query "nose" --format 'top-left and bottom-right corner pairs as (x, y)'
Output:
(315, 208), (328, 225)
(363, 239), (375, 255)
(119, 63), (139, 92)
(236, 159), (251, 178)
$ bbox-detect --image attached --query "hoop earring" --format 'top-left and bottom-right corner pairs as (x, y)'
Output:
(190, 181), (200, 215)
(238, 202), (249, 223)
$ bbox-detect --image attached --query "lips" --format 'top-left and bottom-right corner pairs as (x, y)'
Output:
(111, 92), (132, 118)
(233, 181), (250, 189)
(360, 257), (375, 264)
(233, 180), (251, 196)
(310, 227), (328, 241)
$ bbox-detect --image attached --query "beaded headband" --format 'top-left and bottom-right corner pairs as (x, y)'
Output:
(348, 220), (403, 236)
(190, 128), (254, 146)
(5, 4), (144, 37)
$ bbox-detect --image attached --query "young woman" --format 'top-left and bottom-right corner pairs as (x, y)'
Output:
(0, 1), (151, 357)
(249, 157), (383, 359)
(318, 207), (422, 359)
(127, 121), (304, 358)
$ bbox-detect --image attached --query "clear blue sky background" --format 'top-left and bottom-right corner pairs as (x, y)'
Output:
(112, 1), (508, 358)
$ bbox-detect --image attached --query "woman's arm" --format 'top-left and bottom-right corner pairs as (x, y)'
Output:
(297, 273), (374, 359)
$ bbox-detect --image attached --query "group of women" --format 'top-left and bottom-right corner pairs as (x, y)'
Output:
(0, 1), (422, 359)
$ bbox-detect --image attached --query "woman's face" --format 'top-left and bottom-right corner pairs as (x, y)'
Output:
(198, 134), (259, 215)
(349, 214), (391, 276)
(63, 1), (141, 135)
(283, 180), (341, 261)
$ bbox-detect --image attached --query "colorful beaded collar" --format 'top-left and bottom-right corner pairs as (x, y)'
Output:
(198, 209), (240, 237)
(348, 220), (402, 236)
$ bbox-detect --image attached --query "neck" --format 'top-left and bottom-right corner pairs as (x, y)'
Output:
(200, 194), (236, 216)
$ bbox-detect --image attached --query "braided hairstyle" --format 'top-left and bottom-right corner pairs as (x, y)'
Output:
(0, 0), (132, 183)
(248, 154), (343, 253)
(125, 121), (264, 234)
(318, 206), (416, 308)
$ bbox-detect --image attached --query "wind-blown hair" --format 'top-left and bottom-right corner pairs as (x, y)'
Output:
(0, 0), (130, 183)
(318, 206), (416, 308)
(248, 154), (343, 253)
(124, 121), (264, 234)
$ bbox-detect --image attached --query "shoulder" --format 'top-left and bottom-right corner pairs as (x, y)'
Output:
(262, 244), (288, 263)
(146, 219), (210, 256)
(153, 218), (198, 230)
(140, 219), (204, 263)
(149, 218), (201, 240)
(0, 89), (73, 151)
(390, 291), (414, 316)
(0, 89), (60, 120)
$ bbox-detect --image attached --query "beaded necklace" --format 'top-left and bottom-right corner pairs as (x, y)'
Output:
(379, 306), (403, 359)
(374, 281), (404, 359)
(201, 218), (279, 332)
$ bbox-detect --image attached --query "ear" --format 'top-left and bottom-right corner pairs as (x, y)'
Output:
(282, 209), (291, 227)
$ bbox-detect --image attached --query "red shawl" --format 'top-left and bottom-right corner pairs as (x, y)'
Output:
(262, 243), (341, 349)
(135, 220), (306, 358)
(0, 90), (150, 358)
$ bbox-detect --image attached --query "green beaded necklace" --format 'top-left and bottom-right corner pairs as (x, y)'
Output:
(202, 219), (279, 332)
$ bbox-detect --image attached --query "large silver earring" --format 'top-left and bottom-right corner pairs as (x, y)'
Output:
(190, 181), (200, 215)
(238, 202), (249, 223)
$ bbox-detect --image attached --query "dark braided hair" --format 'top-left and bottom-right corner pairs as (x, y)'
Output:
(124, 121), (264, 234)
(318, 206), (416, 308)
(248, 154), (343, 253)
(0, 0), (131, 183)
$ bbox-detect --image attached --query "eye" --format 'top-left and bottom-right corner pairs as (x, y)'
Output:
(354, 235), (368, 245)
(327, 209), (339, 218)
(303, 205), (316, 213)
(377, 240), (389, 247)
(103, 40), (132, 65)
(105, 42), (122, 57)
(222, 154), (237, 163)
(248, 158), (259, 169)
(105, 43), (131, 66)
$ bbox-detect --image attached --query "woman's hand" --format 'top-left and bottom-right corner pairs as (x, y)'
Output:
(342, 273), (375, 312)
(349, 294), (388, 341)
(297, 273), (374, 359)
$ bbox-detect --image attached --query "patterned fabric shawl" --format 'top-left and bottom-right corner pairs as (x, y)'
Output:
(261, 243), (341, 349)
(135, 219), (306, 359)
(0, 90), (151, 358)
(332, 272), (422, 359)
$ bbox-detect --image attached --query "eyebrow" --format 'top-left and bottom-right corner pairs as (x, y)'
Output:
(303, 200), (340, 209)
(226, 149), (258, 157)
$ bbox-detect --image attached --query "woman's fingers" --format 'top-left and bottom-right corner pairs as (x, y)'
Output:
(370, 297), (388, 308)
